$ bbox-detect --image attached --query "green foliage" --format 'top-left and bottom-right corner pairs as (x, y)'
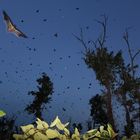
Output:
(83, 124), (117, 140)
(0, 110), (6, 117)
(13, 116), (118, 140)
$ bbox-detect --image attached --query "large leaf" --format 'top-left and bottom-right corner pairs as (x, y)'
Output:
(95, 131), (101, 138)
(83, 129), (98, 139)
(50, 116), (69, 130)
(72, 128), (80, 140)
(99, 126), (104, 133)
(46, 129), (60, 139)
(27, 128), (36, 136)
(64, 127), (70, 136)
(50, 116), (60, 127)
(33, 132), (48, 140)
(107, 124), (118, 138)
(36, 118), (49, 130)
(21, 124), (34, 133)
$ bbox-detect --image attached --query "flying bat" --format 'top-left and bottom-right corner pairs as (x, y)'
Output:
(3, 10), (27, 38)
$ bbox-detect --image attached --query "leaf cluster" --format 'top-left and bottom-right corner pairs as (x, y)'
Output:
(13, 116), (118, 140)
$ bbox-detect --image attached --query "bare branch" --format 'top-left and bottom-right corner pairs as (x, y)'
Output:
(133, 49), (140, 61)
(94, 15), (108, 48)
(123, 30), (132, 58)
(123, 30), (134, 76)
(73, 15), (108, 53)
(72, 28), (88, 52)
(123, 29), (140, 78)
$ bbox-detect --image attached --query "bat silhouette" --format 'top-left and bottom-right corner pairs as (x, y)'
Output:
(3, 10), (27, 38)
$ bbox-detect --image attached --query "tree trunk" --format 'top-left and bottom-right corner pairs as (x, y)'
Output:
(122, 94), (133, 137)
(106, 85), (116, 131)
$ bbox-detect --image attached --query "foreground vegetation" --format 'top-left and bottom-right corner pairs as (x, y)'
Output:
(12, 116), (140, 140)
(0, 113), (140, 140)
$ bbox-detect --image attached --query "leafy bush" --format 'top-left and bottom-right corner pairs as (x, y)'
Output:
(13, 116), (118, 140)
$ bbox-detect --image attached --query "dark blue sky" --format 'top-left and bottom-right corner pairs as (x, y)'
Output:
(0, 0), (140, 126)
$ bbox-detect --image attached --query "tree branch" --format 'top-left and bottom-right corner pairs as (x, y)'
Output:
(123, 30), (135, 77)
(95, 15), (108, 48)
(72, 28), (88, 52)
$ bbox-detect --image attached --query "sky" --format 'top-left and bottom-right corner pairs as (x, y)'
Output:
(0, 0), (140, 128)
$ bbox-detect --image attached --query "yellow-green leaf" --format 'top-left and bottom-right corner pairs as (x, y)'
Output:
(56, 122), (65, 130)
(33, 132), (48, 140)
(64, 122), (69, 127)
(95, 131), (101, 137)
(50, 116), (68, 130)
(83, 129), (97, 139)
(21, 124), (34, 133)
(64, 127), (70, 136)
(50, 116), (60, 127)
(72, 134), (80, 140)
(72, 129), (80, 140)
(46, 128), (60, 139)
(107, 124), (117, 138)
(59, 134), (67, 140)
(36, 118), (49, 130)
(27, 128), (36, 136)
(87, 129), (97, 134)
(99, 126), (104, 133)
(75, 128), (80, 136)
(0, 110), (6, 117)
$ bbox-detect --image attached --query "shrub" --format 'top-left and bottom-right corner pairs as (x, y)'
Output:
(13, 116), (118, 140)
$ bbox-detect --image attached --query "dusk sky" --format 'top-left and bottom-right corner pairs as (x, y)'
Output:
(0, 0), (140, 127)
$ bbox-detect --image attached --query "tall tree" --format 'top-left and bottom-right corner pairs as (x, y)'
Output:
(74, 16), (140, 135)
(113, 30), (140, 136)
(74, 16), (118, 130)
(25, 73), (53, 120)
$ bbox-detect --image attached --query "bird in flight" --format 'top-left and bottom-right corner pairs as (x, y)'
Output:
(3, 10), (28, 38)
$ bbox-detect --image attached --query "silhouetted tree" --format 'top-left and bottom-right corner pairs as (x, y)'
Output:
(74, 16), (140, 136)
(74, 16), (119, 130)
(85, 47), (125, 131)
(115, 30), (140, 136)
(25, 72), (53, 119)
(89, 94), (108, 127)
